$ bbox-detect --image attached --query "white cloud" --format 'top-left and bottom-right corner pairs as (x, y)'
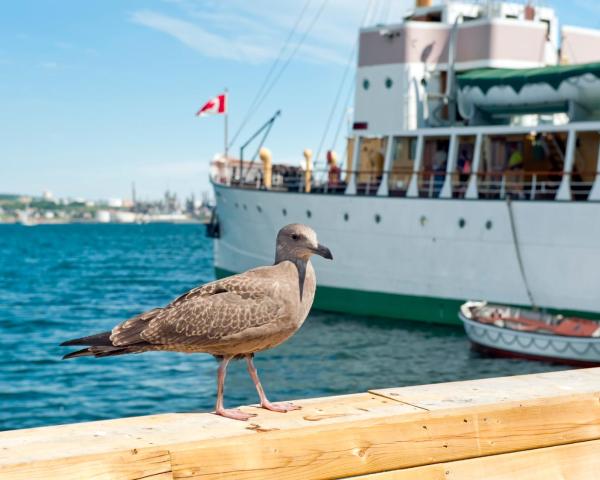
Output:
(131, 1), (412, 66)
(131, 10), (273, 63)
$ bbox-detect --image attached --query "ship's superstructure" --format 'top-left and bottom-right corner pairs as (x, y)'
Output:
(209, 1), (600, 325)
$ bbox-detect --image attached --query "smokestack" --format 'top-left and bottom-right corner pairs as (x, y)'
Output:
(416, 0), (432, 7)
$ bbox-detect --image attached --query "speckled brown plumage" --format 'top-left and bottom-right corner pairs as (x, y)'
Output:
(107, 260), (316, 356)
(61, 224), (333, 420)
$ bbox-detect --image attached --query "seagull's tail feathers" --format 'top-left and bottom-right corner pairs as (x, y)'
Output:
(61, 331), (112, 347)
(61, 331), (141, 359)
(62, 345), (132, 360)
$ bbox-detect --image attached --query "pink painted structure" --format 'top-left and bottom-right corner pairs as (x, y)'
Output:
(359, 19), (548, 70)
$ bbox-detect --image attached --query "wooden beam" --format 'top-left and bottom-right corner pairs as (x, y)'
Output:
(1, 368), (599, 480)
(350, 439), (600, 480)
(1, 448), (173, 480)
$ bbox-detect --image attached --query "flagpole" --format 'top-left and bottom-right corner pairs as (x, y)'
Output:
(224, 88), (228, 158)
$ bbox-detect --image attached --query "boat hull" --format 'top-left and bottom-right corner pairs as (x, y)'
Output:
(461, 315), (600, 365)
(212, 183), (600, 325)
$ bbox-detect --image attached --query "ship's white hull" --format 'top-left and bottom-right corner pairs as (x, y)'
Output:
(212, 183), (600, 325)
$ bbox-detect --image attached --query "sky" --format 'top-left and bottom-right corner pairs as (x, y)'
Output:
(2, 0), (600, 201)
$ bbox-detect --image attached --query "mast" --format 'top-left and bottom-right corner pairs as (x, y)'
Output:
(224, 88), (229, 158)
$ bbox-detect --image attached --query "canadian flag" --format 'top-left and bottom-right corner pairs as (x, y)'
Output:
(196, 93), (227, 116)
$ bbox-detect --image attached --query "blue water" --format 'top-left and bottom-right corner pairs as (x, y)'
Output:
(0, 224), (565, 431)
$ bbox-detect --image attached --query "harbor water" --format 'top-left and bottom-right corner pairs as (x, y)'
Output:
(0, 224), (565, 431)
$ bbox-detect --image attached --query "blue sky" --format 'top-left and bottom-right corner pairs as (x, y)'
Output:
(2, 0), (599, 200)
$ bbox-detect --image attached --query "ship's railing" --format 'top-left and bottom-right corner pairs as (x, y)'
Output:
(212, 167), (598, 201)
(476, 171), (562, 200)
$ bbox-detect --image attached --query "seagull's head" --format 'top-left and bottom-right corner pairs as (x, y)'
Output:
(276, 224), (333, 262)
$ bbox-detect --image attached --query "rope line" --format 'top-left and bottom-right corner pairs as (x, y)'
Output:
(314, 0), (376, 167)
(229, 0), (329, 149)
(228, 0), (313, 148)
(506, 197), (536, 309)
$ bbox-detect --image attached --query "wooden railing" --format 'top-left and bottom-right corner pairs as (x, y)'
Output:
(1, 368), (600, 479)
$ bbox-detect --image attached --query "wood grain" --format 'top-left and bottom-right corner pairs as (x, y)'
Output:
(1, 368), (599, 480)
(350, 439), (600, 480)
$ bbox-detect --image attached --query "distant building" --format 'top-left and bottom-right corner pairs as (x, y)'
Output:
(96, 210), (111, 223)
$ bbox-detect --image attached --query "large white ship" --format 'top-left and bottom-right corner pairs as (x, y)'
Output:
(208, 0), (600, 325)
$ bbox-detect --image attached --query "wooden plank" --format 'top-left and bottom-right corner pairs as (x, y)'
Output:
(1, 368), (599, 480)
(168, 393), (600, 479)
(349, 439), (600, 480)
(0, 393), (419, 478)
(0, 448), (173, 480)
(369, 368), (600, 410)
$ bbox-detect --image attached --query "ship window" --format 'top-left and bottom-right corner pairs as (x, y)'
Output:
(388, 136), (417, 197)
(362, 79), (370, 90)
(478, 132), (567, 200)
(282, 208), (287, 216)
(343, 212), (349, 221)
(256, 205), (262, 213)
(235, 202), (239, 208)
(374, 214), (381, 223)
(385, 77), (393, 89)
(453, 135), (476, 199)
(420, 136), (450, 198)
(571, 131), (599, 201)
(243, 204), (247, 210)
(356, 136), (387, 196)
(486, 220), (493, 230)
(458, 218), (466, 228)
(306, 210), (312, 218)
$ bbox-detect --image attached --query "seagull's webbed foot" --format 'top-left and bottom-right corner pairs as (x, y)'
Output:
(215, 408), (257, 421)
(260, 401), (301, 413)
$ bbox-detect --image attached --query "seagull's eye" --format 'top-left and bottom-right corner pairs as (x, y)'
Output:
(291, 233), (300, 241)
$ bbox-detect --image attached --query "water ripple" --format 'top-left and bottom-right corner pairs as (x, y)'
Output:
(0, 224), (565, 431)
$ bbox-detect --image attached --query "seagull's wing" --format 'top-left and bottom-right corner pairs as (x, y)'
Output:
(110, 267), (290, 348)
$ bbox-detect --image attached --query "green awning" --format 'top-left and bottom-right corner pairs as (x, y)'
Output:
(457, 62), (600, 94)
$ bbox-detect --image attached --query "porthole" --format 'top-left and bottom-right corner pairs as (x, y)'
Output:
(343, 213), (349, 221)
(306, 210), (312, 218)
(486, 220), (493, 230)
(282, 208), (287, 216)
(420, 215), (427, 226)
(374, 213), (381, 223)
(256, 205), (262, 213)
(235, 202), (239, 208)
(458, 218), (466, 228)
(243, 204), (247, 210)
(362, 79), (370, 90)
(385, 77), (393, 89)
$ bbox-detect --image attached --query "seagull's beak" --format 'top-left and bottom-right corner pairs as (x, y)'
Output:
(313, 243), (333, 260)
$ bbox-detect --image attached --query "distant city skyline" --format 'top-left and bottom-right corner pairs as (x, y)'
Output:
(2, 0), (600, 199)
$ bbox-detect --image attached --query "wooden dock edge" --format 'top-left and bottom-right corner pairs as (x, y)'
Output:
(1, 368), (599, 480)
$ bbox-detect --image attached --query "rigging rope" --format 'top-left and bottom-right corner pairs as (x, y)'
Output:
(506, 197), (537, 309)
(314, 0), (376, 168)
(330, 78), (355, 152)
(228, 0), (328, 150)
(228, 0), (312, 149)
(313, 43), (356, 168)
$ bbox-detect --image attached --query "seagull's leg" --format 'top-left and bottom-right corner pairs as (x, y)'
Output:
(246, 354), (301, 413)
(214, 355), (256, 421)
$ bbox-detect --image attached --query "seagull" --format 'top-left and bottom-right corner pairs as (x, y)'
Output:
(61, 224), (333, 421)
